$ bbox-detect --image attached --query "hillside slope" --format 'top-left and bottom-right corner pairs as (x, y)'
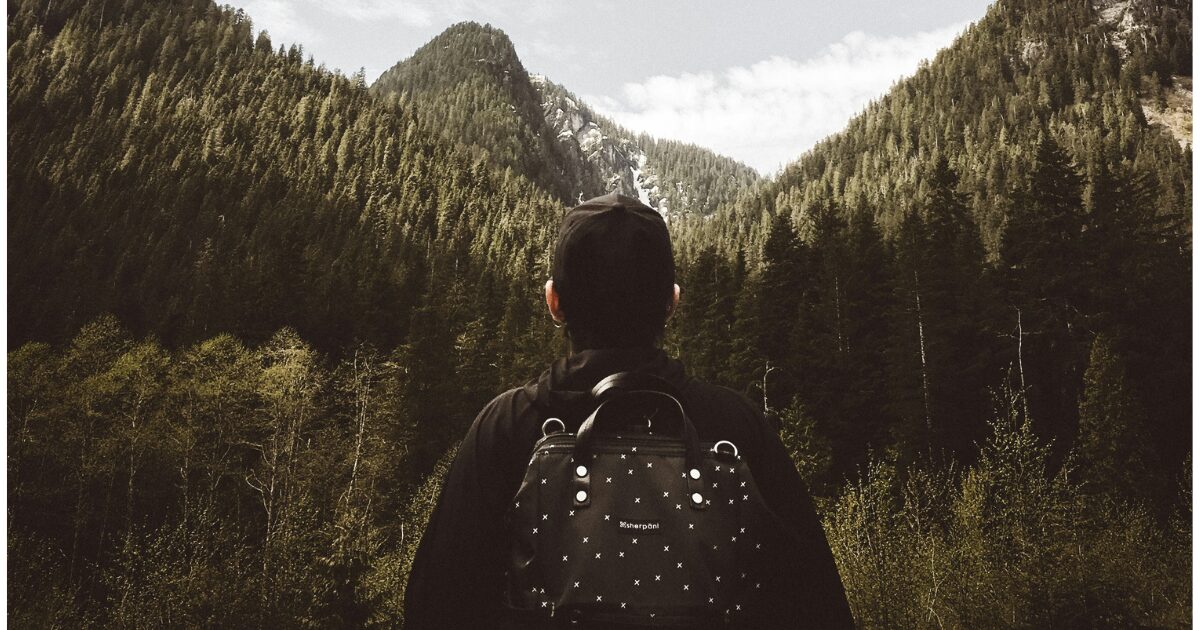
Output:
(664, 0), (1191, 504)
(533, 76), (762, 215)
(684, 0), (1191, 261)
(370, 22), (604, 203)
(7, 1), (566, 363)
(372, 23), (761, 215)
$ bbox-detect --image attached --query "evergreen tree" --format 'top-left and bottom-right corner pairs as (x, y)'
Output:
(1076, 333), (1156, 502)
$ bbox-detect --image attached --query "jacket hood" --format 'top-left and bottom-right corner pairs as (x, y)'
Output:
(521, 347), (686, 425)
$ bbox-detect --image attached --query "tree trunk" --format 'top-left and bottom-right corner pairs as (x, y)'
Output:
(914, 270), (933, 431)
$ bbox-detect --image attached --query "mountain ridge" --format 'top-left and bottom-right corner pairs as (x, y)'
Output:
(371, 21), (605, 203)
(372, 20), (762, 216)
(701, 0), (1192, 259)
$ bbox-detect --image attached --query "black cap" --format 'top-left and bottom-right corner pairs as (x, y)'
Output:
(552, 192), (675, 348)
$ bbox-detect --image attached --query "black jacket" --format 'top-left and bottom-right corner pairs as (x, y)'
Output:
(403, 347), (854, 628)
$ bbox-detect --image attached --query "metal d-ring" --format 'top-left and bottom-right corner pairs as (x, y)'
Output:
(542, 417), (566, 437)
(711, 440), (739, 459)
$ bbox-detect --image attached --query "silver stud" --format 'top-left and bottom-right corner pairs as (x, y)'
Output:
(576, 490), (588, 502)
(691, 492), (703, 504)
(689, 468), (701, 480)
(576, 465), (588, 477)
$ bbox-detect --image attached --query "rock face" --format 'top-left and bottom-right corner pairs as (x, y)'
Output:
(371, 23), (606, 204)
(533, 75), (761, 217)
(1092, 0), (1139, 56)
(532, 74), (658, 209)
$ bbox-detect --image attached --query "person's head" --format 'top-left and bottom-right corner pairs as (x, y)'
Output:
(546, 193), (680, 350)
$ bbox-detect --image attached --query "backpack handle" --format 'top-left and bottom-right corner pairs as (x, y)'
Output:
(574, 373), (703, 470)
(590, 371), (683, 402)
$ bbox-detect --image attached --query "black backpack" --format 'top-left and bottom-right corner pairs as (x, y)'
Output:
(504, 372), (792, 628)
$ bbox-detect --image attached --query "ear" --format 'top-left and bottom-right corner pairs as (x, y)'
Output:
(666, 283), (681, 320)
(545, 279), (566, 324)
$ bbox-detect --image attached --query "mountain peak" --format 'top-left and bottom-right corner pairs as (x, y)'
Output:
(413, 21), (521, 74)
(371, 20), (603, 202)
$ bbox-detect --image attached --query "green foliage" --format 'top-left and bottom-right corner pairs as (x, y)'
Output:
(8, 0), (565, 355)
(1075, 333), (1156, 502)
(777, 400), (834, 494)
(371, 22), (601, 203)
(6, 320), (476, 626)
(531, 76), (762, 218)
(824, 390), (1190, 628)
(364, 446), (458, 627)
(8, 531), (93, 627)
(6, 0), (1191, 625)
(105, 505), (259, 628)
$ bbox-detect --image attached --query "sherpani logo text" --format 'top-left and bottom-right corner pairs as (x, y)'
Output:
(618, 519), (661, 533)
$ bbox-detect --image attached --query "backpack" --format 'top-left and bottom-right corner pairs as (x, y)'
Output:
(504, 372), (791, 628)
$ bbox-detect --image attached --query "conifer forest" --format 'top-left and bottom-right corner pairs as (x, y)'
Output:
(7, 0), (1193, 626)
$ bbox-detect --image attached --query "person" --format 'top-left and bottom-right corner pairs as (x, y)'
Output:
(403, 192), (854, 628)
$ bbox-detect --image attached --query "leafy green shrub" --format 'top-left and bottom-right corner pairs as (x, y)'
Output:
(104, 504), (259, 628)
(365, 446), (458, 626)
(823, 393), (1191, 629)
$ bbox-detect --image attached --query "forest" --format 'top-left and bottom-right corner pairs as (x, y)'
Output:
(7, 0), (1192, 626)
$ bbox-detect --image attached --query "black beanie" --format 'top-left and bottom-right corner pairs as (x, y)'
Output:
(551, 192), (675, 349)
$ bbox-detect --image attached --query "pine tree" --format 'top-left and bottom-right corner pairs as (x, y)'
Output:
(1076, 333), (1155, 502)
(999, 136), (1090, 450)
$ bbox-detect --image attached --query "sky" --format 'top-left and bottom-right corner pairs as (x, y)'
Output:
(227, 0), (995, 174)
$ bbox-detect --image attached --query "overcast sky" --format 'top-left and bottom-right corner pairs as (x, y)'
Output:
(228, 0), (994, 174)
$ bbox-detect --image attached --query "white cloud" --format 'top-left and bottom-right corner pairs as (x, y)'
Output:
(238, 0), (323, 47)
(588, 23), (969, 175)
(319, 0), (558, 27)
(323, 0), (435, 27)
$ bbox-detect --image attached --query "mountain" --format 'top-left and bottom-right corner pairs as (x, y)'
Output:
(8, 0), (1192, 626)
(531, 75), (762, 215)
(692, 0), (1192, 261)
(373, 22), (761, 215)
(370, 22), (604, 203)
(667, 0), (1191, 491)
(8, 2), (579, 624)
(9, 5), (578, 353)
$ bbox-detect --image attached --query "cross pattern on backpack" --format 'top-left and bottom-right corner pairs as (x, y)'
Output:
(507, 439), (771, 625)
